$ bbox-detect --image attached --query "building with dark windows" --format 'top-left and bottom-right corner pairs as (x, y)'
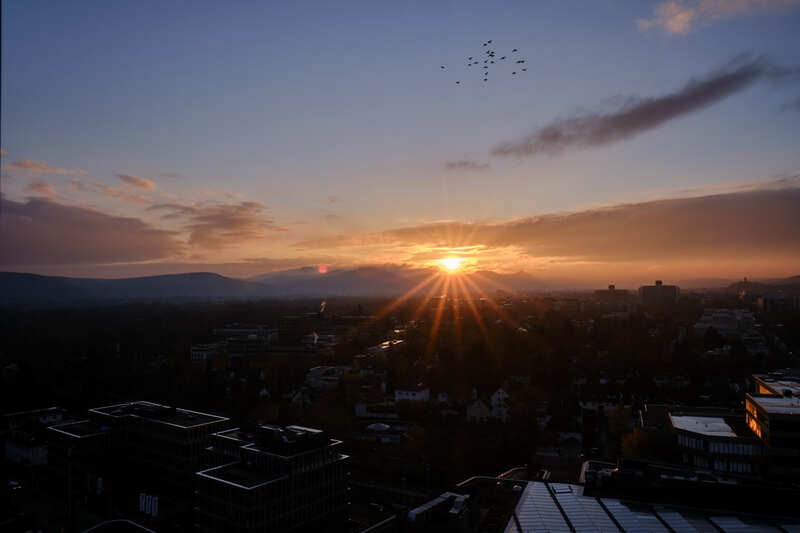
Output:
(668, 412), (762, 475)
(195, 424), (349, 532)
(593, 284), (631, 309)
(213, 323), (279, 359)
(48, 401), (229, 530)
(745, 372), (800, 480)
(638, 279), (679, 310)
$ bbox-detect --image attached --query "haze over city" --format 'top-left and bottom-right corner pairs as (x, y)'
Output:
(2, 0), (799, 286)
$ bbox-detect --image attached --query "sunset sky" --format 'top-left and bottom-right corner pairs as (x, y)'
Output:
(2, 1), (799, 286)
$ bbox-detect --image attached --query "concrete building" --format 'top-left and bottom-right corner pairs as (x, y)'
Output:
(393, 384), (430, 403)
(638, 280), (679, 309)
(746, 397), (800, 480)
(668, 413), (762, 475)
(49, 401), (229, 528)
(693, 308), (756, 339)
(2, 407), (68, 466)
(213, 323), (279, 358)
(189, 343), (220, 362)
(195, 424), (349, 532)
(490, 388), (510, 422)
(466, 399), (491, 423)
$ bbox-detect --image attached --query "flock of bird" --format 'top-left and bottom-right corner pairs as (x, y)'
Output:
(441, 40), (528, 85)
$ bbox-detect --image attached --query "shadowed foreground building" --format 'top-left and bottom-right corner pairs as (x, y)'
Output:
(746, 370), (800, 480)
(195, 424), (349, 532)
(382, 473), (800, 532)
(48, 401), (229, 529)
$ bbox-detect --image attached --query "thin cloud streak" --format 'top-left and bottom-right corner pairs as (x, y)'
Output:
(444, 159), (490, 171)
(118, 174), (157, 189)
(492, 57), (791, 157)
(3, 159), (86, 176)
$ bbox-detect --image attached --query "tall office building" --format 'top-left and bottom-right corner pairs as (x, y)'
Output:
(638, 280), (679, 310)
(50, 401), (229, 528)
(196, 424), (349, 532)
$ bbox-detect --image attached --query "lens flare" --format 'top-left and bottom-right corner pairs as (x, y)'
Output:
(439, 257), (464, 272)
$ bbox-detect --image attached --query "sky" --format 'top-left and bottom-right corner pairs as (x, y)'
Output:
(2, 0), (799, 286)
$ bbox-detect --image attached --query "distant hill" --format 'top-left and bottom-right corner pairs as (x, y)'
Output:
(726, 275), (800, 295)
(0, 272), (273, 308)
(1, 266), (547, 307)
(250, 265), (546, 297)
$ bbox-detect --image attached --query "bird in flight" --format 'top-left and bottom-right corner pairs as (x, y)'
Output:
(445, 40), (528, 85)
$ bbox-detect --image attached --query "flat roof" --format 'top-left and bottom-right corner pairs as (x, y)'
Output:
(506, 482), (800, 532)
(754, 373), (800, 397)
(197, 462), (287, 490)
(197, 452), (348, 490)
(669, 415), (737, 438)
(748, 394), (800, 415)
(90, 401), (229, 429)
(49, 420), (109, 439)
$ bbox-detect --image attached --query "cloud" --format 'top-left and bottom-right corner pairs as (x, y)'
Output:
(444, 159), (490, 172)
(117, 174), (157, 189)
(0, 197), (182, 266)
(68, 179), (151, 204)
(637, 0), (800, 34)
(295, 181), (800, 271)
(0, 149), (6, 157)
(147, 201), (278, 248)
(158, 172), (182, 178)
(492, 57), (792, 157)
(25, 180), (57, 197)
(2, 159), (86, 175)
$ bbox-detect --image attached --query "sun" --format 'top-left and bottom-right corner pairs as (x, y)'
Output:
(438, 256), (464, 273)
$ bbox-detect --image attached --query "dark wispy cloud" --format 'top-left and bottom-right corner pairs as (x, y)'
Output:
(296, 179), (800, 265)
(2, 158), (86, 175)
(444, 159), (490, 172)
(117, 174), (157, 189)
(147, 201), (278, 248)
(492, 57), (795, 158)
(637, 0), (800, 35)
(0, 197), (182, 266)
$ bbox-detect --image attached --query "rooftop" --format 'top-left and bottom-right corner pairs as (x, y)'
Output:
(669, 414), (738, 438)
(244, 424), (342, 457)
(49, 419), (110, 439)
(197, 462), (287, 490)
(507, 481), (800, 532)
(90, 401), (229, 429)
(748, 393), (800, 415)
(754, 370), (800, 397)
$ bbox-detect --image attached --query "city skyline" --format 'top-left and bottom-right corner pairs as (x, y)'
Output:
(2, 1), (799, 282)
